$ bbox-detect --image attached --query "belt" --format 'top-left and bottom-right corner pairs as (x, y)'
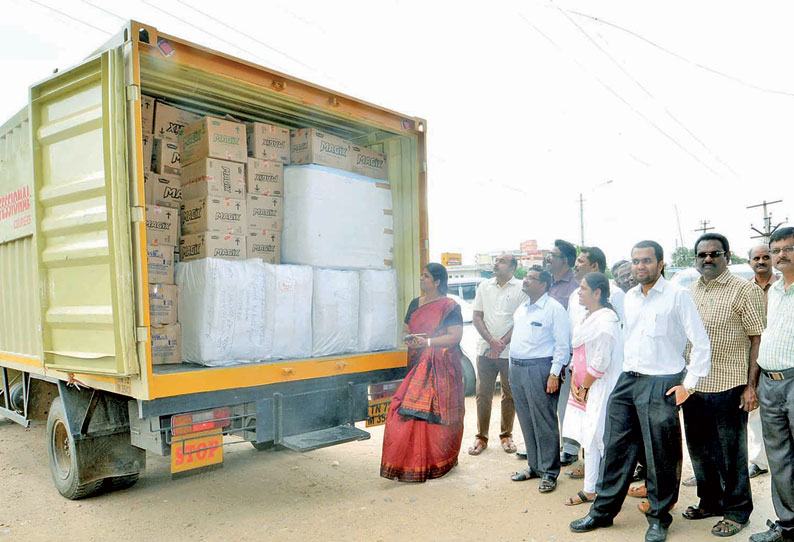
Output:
(761, 367), (794, 381)
(625, 370), (685, 379)
(510, 356), (553, 366)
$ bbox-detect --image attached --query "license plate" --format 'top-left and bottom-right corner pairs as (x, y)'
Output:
(367, 397), (391, 427)
(171, 429), (223, 474)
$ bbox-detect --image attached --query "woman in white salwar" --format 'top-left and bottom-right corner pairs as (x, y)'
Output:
(562, 272), (624, 506)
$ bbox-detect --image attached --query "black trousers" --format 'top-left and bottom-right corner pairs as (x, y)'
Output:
(759, 374), (794, 538)
(589, 371), (683, 527)
(682, 385), (752, 524)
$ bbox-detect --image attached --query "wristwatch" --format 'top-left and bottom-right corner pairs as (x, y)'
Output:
(685, 387), (696, 396)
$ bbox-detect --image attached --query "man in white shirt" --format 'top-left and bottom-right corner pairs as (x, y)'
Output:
(571, 240), (711, 542)
(508, 266), (570, 494)
(468, 253), (528, 456)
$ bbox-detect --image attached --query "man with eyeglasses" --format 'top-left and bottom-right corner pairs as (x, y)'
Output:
(679, 233), (765, 537)
(570, 240), (710, 542)
(750, 227), (794, 542)
(747, 243), (779, 480)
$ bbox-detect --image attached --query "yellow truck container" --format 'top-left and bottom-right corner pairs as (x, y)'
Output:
(0, 21), (434, 499)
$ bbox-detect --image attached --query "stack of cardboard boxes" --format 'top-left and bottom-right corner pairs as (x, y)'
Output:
(288, 128), (388, 180)
(143, 97), (185, 365)
(179, 117), (249, 261)
(245, 122), (287, 264)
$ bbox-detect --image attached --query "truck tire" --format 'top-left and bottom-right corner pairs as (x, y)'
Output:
(460, 354), (476, 397)
(103, 473), (140, 492)
(46, 396), (103, 500)
(246, 418), (274, 451)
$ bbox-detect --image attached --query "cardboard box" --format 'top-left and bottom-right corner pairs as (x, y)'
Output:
(153, 102), (202, 139)
(245, 158), (283, 197)
(290, 128), (352, 171)
(145, 172), (182, 209)
(247, 195), (282, 231)
(142, 133), (153, 172)
(146, 205), (179, 247)
(247, 230), (281, 264)
(180, 117), (247, 166)
(151, 323), (181, 365)
(180, 232), (246, 261)
(181, 197), (247, 235)
(151, 137), (181, 176)
(181, 158), (245, 200)
(350, 145), (388, 180)
(147, 244), (175, 284)
(141, 95), (155, 135)
(149, 283), (178, 325)
(246, 122), (290, 163)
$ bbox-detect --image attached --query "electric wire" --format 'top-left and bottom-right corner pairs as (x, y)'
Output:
(518, 12), (721, 177)
(26, 0), (112, 35)
(79, 0), (126, 22)
(566, 8), (794, 98)
(558, 8), (740, 180)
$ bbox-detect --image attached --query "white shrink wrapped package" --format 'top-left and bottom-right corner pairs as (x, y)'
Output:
(358, 269), (398, 352)
(312, 269), (359, 357)
(264, 264), (313, 359)
(176, 258), (268, 365)
(282, 165), (393, 269)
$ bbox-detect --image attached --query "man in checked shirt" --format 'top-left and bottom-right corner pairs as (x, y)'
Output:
(682, 233), (765, 537)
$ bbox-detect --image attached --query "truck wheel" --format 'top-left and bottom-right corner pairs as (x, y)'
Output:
(46, 396), (102, 500)
(103, 473), (140, 492)
(246, 418), (274, 451)
(460, 355), (476, 397)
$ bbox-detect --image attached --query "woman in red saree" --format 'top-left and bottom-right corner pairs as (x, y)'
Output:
(380, 263), (464, 482)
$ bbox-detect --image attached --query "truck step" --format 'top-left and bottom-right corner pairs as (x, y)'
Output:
(281, 425), (371, 453)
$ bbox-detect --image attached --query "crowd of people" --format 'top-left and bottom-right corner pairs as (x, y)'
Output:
(378, 227), (794, 542)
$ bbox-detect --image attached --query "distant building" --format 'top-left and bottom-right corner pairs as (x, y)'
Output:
(519, 239), (548, 268)
(441, 252), (462, 266)
(446, 265), (485, 280)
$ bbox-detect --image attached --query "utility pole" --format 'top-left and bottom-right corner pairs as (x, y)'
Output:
(579, 193), (584, 246)
(694, 219), (714, 235)
(748, 199), (785, 241)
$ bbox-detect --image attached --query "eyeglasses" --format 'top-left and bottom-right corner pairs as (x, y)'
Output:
(770, 246), (794, 256)
(696, 250), (725, 260)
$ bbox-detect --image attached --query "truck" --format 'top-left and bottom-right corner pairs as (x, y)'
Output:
(0, 20), (432, 499)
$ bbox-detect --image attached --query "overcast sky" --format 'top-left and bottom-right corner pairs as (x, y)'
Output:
(2, 0), (792, 266)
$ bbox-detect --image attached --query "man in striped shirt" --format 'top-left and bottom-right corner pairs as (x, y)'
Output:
(751, 227), (794, 542)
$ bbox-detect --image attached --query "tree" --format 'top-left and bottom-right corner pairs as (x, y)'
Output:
(515, 267), (528, 279)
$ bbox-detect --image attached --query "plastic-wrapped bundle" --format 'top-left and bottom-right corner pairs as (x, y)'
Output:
(358, 269), (398, 352)
(282, 165), (393, 269)
(176, 258), (267, 365)
(264, 264), (313, 359)
(312, 269), (359, 357)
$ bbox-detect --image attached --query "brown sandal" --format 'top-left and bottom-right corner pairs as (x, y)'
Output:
(566, 465), (585, 479)
(501, 438), (517, 454)
(564, 491), (595, 506)
(467, 439), (486, 456)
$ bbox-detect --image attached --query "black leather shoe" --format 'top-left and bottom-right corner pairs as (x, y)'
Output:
(569, 515), (613, 533)
(515, 450), (527, 460)
(749, 520), (785, 542)
(749, 464), (769, 478)
(560, 451), (578, 466)
(645, 524), (668, 542)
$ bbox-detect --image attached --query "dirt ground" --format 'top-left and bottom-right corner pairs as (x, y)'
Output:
(0, 395), (776, 542)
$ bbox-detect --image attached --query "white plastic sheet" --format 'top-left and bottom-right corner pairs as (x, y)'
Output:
(358, 269), (398, 352)
(264, 264), (313, 359)
(282, 165), (393, 269)
(176, 258), (267, 366)
(312, 269), (359, 357)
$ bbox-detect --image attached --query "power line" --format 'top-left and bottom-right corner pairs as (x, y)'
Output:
(566, 8), (794, 98)
(27, 0), (112, 35)
(517, 12), (721, 177)
(694, 219), (714, 234)
(79, 0), (126, 22)
(558, 8), (740, 181)
(173, 0), (320, 75)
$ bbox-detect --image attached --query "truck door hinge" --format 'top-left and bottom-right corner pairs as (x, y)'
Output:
(130, 206), (145, 223)
(126, 84), (141, 102)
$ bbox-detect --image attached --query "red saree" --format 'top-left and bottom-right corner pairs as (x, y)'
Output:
(380, 297), (464, 482)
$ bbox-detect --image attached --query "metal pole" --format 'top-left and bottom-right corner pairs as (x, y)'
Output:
(579, 192), (584, 246)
